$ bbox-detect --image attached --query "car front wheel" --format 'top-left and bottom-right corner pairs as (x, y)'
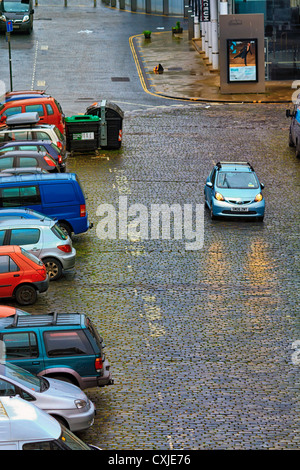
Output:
(15, 285), (37, 305)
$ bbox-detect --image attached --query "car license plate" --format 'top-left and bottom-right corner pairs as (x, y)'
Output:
(231, 207), (248, 212)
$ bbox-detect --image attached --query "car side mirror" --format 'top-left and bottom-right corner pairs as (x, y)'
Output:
(206, 182), (213, 188)
(261, 183), (265, 189)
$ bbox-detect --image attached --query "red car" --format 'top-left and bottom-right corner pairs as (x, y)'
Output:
(0, 246), (49, 305)
(0, 305), (30, 317)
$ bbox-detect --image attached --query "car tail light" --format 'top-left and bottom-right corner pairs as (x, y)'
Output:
(58, 154), (62, 164)
(36, 267), (47, 278)
(57, 244), (72, 253)
(56, 141), (62, 149)
(44, 155), (56, 166)
(95, 357), (103, 372)
(80, 204), (86, 217)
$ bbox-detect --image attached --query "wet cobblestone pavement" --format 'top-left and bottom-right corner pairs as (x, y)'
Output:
(21, 103), (300, 450)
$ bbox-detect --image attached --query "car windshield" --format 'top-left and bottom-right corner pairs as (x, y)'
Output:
(2, 1), (30, 12)
(217, 171), (259, 189)
(58, 425), (91, 450)
(0, 360), (48, 392)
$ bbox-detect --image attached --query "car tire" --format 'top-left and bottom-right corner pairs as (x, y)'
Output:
(289, 130), (295, 147)
(43, 257), (63, 281)
(210, 207), (216, 220)
(59, 222), (72, 238)
(257, 215), (264, 222)
(15, 284), (37, 305)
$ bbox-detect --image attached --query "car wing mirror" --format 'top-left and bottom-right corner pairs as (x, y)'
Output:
(206, 182), (213, 188)
(261, 183), (265, 189)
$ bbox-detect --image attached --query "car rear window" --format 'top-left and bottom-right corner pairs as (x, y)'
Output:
(51, 223), (67, 240)
(21, 247), (43, 266)
(44, 330), (93, 357)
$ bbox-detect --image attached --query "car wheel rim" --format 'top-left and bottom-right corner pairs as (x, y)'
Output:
(45, 261), (59, 279)
(19, 288), (35, 303)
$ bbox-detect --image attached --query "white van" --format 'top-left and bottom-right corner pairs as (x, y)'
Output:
(0, 396), (99, 450)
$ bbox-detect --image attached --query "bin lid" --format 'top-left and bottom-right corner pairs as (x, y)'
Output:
(86, 101), (124, 119)
(65, 115), (100, 122)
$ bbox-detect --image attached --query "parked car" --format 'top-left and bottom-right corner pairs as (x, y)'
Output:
(3, 92), (50, 104)
(2, 90), (47, 104)
(0, 150), (60, 173)
(204, 161), (265, 221)
(0, 112), (66, 155)
(0, 96), (65, 134)
(0, 396), (99, 450)
(286, 99), (300, 158)
(0, 305), (30, 317)
(0, 140), (67, 172)
(0, 312), (113, 390)
(0, 218), (76, 281)
(0, 360), (95, 432)
(0, 0), (34, 35)
(0, 245), (49, 305)
(0, 173), (93, 237)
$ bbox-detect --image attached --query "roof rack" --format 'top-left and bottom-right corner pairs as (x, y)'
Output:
(216, 161), (254, 171)
(5, 312), (82, 329)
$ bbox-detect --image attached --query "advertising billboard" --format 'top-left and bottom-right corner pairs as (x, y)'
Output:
(227, 39), (258, 83)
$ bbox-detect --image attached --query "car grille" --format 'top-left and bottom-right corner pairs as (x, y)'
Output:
(226, 199), (252, 205)
(222, 210), (257, 215)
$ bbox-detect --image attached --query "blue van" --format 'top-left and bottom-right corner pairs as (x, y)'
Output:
(0, 173), (92, 236)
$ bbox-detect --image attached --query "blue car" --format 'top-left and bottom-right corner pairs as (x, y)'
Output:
(204, 162), (265, 221)
(0, 140), (66, 172)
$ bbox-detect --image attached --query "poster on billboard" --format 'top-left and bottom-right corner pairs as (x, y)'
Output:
(227, 39), (258, 83)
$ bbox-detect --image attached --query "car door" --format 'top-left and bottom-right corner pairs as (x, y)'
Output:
(0, 254), (23, 298)
(8, 228), (42, 259)
(205, 168), (216, 207)
(0, 330), (45, 376)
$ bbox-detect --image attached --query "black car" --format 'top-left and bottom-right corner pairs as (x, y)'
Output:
(0, 140), (67, 172)
(0, 150), (60, 173)
(0, 0), (34, 34)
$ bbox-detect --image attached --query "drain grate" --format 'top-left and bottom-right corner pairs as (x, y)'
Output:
(111, 77), (130, 82)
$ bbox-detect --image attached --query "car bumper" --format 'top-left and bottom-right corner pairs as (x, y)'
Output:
(212, 199), (265, 218)
(0, 21), (31, 33)
(48, 399), (96, 433)
(33, 276), (50, 293)
(59, 249), (76, 271)
(79, 357), (114, 390)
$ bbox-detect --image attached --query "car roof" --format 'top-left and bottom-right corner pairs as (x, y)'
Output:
(0, 208), (51, 217)
(0, 150), (47, 158)
(0, 312), (85, 329)
(216, 162), (254, 172)
(0, 172), (74, 183)
(5, 94), (51, 103)
(0, 245), (20, 254)
(0, 140), (53, 147)
(0, 217), (53, 228)
(0, 306), (30, 317)
(0, 396), (60, 442)
(3, 97), (55, 107)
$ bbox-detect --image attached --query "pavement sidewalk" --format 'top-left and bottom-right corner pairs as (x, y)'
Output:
(134, 30), (294, 103)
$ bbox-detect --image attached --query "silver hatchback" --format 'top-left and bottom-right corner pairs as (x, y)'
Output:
(0, 218), (76, 281)
(0, 361), (95, 432)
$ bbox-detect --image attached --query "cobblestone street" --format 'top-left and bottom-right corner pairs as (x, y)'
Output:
(19, 103), (299, 450)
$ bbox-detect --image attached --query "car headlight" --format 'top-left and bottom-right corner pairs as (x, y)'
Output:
(254, 193), (263, 202)
(23, 15), (30, 22)
(75, 399), (87, 409)
(0, 15), (6, 22)
(215, 192), (224, 201)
